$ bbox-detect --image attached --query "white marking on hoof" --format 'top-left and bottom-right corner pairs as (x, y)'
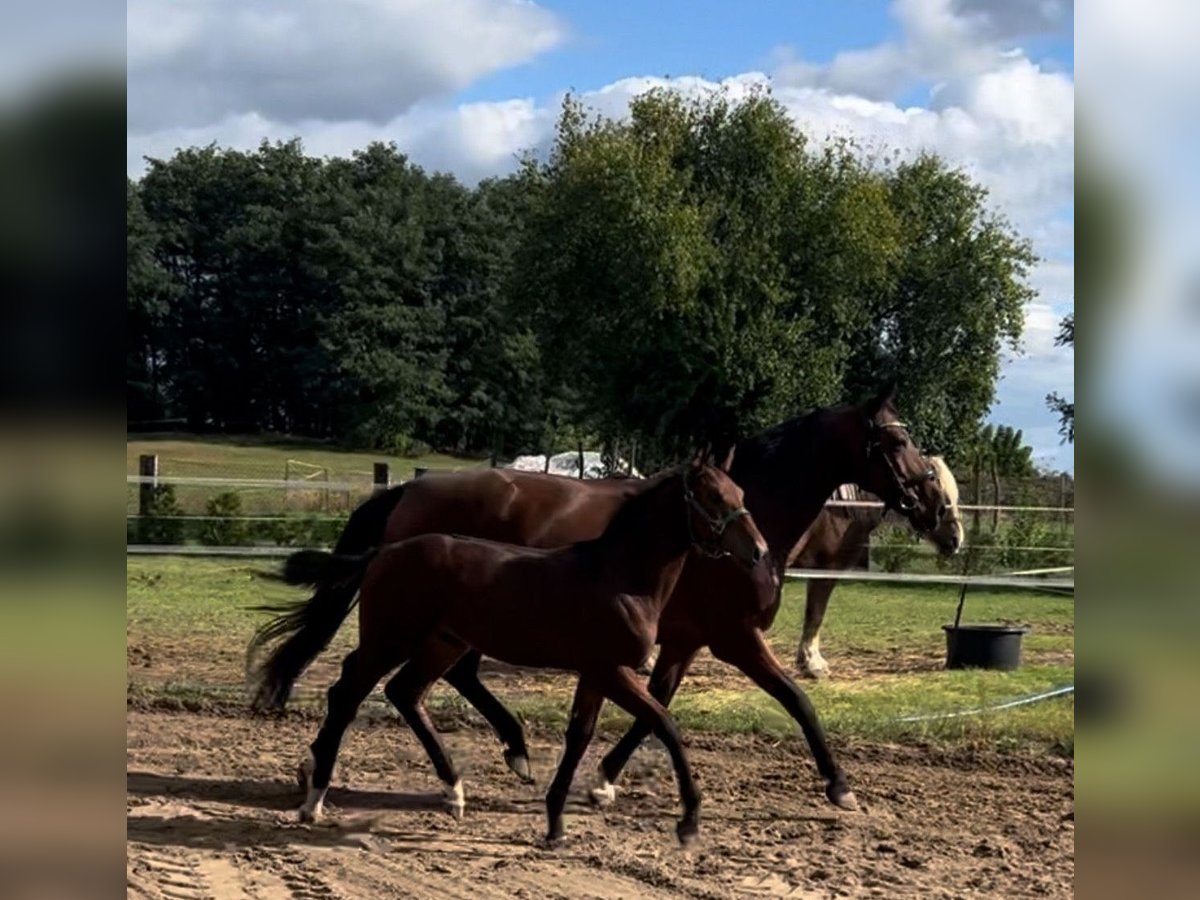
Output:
(589, 779), (617, 807)
(442, 779), (465, 820)
(298, 786), (326, 823)
(834, 790), (860, 812)
(797, 649), (830, 680)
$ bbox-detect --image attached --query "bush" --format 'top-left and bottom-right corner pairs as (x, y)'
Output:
(200, 491), (249, 546)
(268, 515), (347, 548)
(388, 432), (431, 457)
(873, 525), (918, 573)
(134, 485), (186, 544)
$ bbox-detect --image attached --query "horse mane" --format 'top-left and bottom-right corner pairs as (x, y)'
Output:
(735, 404), (844, 464)
(928, 456), (960, 509)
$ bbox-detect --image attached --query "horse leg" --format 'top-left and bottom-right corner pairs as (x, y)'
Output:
(590, 640), (700, 806)
(711, 627), (857, 811)
(599, 666), (702, 846)
(383, 636), (471, 819)
(797, 578), (835, 679)
(545, 678), (604, 844)
(443, 650), (534, 784)
(299, 648), (389, 823)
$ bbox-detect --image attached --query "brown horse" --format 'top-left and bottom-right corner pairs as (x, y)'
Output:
(266, 461), (767, 844)
(794, 457), (964, 678)
(249, 383), (952, 812)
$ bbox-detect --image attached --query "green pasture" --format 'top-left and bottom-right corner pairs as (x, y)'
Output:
(127, 557), (1073, 754)
(127, 435), (481, 481)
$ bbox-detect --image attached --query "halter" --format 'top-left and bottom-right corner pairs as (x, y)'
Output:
(682, 468), (750, 559)
(866, 420), (936, 514)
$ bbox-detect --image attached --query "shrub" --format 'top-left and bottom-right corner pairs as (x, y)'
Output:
(136, 485), (185, 545)
(873, 525), (918, 573)
(200, 491), (249, 546)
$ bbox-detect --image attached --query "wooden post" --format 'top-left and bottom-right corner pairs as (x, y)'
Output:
(138, 454), (158, 516)
(577, 440), (585, 480)
(373, 462), (389, 493)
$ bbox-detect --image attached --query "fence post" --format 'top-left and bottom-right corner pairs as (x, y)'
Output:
(373, 462), (389, 493)
(138, 454), (158, 516)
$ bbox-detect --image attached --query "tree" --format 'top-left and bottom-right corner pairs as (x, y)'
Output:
(1046, 312), (1074, 443)
(963, 422), (1035, 529)
(127, 179), (179, 422)
(843, 155), (1034, 460)
(515, 91), (884, 466)
(318, 144), (451, 448)
(515, 91), (1035, 466)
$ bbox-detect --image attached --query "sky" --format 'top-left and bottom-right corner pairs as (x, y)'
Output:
(126, 0), (1076, 472)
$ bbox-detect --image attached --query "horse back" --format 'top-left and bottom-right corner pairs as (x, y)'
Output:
(382, 468), (644, 549)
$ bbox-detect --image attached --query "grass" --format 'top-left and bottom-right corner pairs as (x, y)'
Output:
(127, 556), (1073, 753)
(127, 434), (485, 515)
(128, 434), (483, 481)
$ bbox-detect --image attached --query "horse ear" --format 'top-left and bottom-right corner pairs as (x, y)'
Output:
(864, 379), (898, 418)
(717, 442), (736, 473)
(691, 443), (713, 468)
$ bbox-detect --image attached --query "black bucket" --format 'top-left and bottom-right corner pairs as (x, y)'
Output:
(943, 624), (1028, 671)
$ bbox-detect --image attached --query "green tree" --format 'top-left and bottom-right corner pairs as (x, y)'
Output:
(1046, 312), (1074, 443)
(319, 143), (451, 448)
(127, 179), (179, 422)
(515, 91), (866, 466)
(843, 155), (1034, 459)
(515, 91), (1033, 466)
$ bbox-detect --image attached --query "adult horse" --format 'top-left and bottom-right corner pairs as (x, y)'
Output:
(270, 461), (767, 845)
(793, 457), (964, 678)
(249, 383), (954, 811)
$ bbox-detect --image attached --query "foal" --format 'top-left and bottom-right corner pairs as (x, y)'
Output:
(282, 461), (767, 845)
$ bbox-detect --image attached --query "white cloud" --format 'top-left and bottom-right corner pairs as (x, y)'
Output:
(126, 0), (566, 131)
(773, 0), (1071, 103)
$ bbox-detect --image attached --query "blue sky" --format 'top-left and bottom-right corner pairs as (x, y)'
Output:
(127, 0), (1075, 471)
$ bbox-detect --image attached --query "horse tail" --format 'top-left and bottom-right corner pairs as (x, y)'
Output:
(246, 485), (406, 711)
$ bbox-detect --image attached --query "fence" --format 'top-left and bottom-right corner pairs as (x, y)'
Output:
(127, 452), (1074, 583)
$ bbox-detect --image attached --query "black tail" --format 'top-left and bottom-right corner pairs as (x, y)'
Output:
(246, 485), (406, 711)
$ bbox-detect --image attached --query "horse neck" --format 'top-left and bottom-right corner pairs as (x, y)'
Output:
(730, 408), (863, 567)
(580, 473), (693, 607)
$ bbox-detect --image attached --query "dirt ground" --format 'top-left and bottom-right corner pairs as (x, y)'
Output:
(127, 710), (1073, 899)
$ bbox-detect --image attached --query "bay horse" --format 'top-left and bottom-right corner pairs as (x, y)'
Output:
(268, 461), (767, 844)
(249, 382), (953, 813)
(793, 457), (963, 678)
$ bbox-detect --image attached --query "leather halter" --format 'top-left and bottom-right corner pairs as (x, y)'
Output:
(682, 468), (749, 559)
(867, 420), (936, 514)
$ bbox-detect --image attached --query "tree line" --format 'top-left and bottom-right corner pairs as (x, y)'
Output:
(128, 89), (1038, 472)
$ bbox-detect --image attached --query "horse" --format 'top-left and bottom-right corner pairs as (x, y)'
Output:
(263, 460), (768, 845)
(793, 456), (964, 678)
(248, 382), (953, 813)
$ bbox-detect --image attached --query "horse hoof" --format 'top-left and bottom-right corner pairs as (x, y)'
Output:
(588, 780), (617, 807)
(829, 786), (859, 811)
(796, 660), (829, 680)
(676, 820), (700, 846)
(298, 805), (321, 824)
(504, 750), (534, 784)
(544, 818), (566, 847)
(443, 780), (465, 821)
